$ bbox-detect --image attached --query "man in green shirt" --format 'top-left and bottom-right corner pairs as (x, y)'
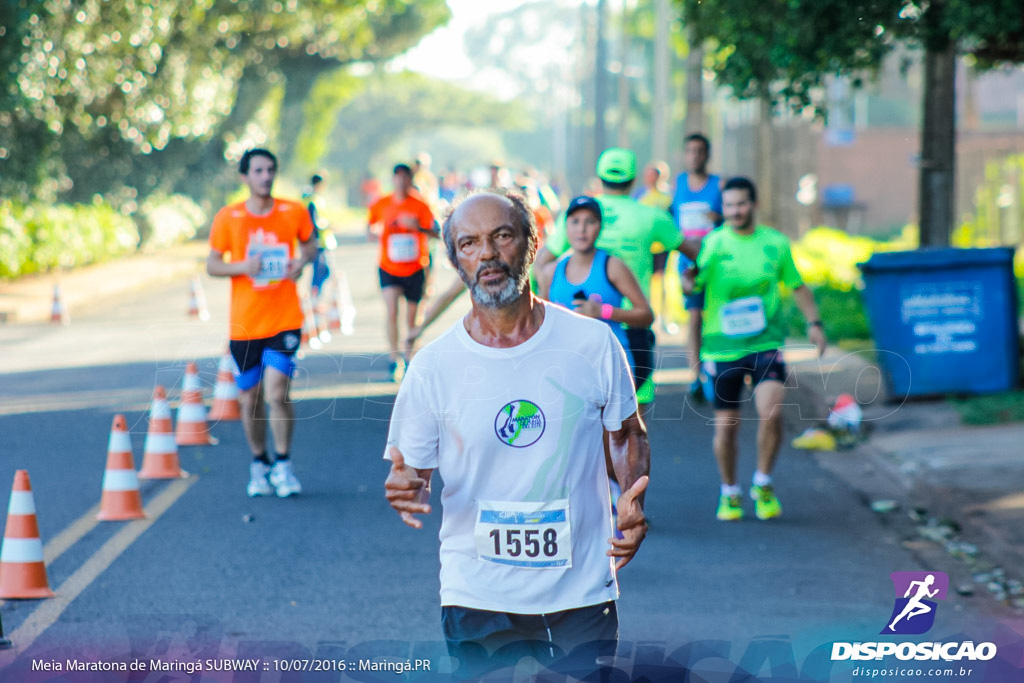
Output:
(536, 148), (699, 417)
(685, 177), (826, 522)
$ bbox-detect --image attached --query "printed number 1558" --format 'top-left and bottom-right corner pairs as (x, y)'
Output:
(488, 528), (558, 558)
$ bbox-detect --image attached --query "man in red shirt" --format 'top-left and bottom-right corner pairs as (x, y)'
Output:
(207, 148), (318, 498)
(367, 163), (438, 380)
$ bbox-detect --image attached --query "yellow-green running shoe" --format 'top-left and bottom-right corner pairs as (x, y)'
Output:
(750, 484), (782, 520)
(716, 493), (744, 521)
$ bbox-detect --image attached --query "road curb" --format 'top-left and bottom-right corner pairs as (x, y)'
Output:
(788, 350), (1024, 612)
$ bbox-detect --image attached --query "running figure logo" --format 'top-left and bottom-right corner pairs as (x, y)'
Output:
(881, 571), (948, 635)
(494, 400), (545, 448)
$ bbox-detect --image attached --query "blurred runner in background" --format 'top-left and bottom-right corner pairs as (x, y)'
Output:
(367, 163), (438, 380)
(206, 148), (316, 498)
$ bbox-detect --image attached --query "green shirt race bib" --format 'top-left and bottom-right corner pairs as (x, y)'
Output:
(720, 296), (767, 337)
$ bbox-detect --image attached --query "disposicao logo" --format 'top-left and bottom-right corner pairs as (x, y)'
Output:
(494, 400), (545, 448)
(882, 571), (948, 635)
(831, 570), (998, 663)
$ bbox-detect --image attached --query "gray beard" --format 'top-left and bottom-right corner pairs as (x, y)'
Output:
(460, 258), (529, 309)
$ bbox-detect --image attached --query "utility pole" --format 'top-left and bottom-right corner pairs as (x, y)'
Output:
(617, 0), (630, 148)
(918, 42), (956, 247)
(652, 0), (670, 158)
(683, 24), (704, 135)
(595, 0), (608, 157)
(756, 97), (776, 227)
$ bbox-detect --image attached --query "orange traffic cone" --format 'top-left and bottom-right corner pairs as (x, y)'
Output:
(325, 280), (342, 333)
(50, 283), (69, 325)
(176, 370), (215, 447)
(336, 271), (356, 336)
(187, 275), (210, 321)
(182, 361), (205, 395)
(301, 295), (322, 351)
(208, 355), (241, 421)
(139, 386), (187, 479)
(0, 470), (55, 598)
(313, 289), (332, 344)
(97, 415), (146, 521)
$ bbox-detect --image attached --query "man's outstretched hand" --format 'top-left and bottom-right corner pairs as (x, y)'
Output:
(384, 447), (431, 529)
(607, 475), (649, 570)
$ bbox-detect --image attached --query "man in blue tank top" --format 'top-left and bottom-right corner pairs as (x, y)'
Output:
(670, 133), (723, 402)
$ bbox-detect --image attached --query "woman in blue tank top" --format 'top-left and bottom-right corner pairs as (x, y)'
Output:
(540, 196), (654, 379)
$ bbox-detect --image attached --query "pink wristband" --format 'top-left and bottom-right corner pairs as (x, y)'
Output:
(600, 303), (614, 320)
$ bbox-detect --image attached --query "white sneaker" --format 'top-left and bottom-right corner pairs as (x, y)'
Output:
(269, 460), (302, 498)
(247, 461), (274, 497)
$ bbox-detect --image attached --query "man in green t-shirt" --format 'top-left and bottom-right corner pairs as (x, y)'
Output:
(685, 177), (826, 522)
(536, 148), (700, 417)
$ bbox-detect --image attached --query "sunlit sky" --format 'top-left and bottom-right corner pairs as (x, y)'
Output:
(390, 0), (569, 100)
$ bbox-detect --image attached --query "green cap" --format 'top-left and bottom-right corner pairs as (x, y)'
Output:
(596, 147), (636, 183)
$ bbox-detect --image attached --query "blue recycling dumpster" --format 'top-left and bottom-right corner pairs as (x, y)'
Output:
(859, 247), (1019, 398)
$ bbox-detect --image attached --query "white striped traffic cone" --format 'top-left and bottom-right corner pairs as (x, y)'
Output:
(50, 283), (69, 326)
(0, 470), (55, 598)
(176, 375), (216, 447)
(187, 274), (210, 321)
(97, 415), (145, 521)
(182, 361), (204, 395)
(301, 294), (322, 351)
(325, 279), (342, 332)
(139, 386), (187, 479)
(336, 271), (356, 336)
(207, 355), (241, 421)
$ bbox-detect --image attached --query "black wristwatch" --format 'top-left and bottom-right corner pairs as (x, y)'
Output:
(808, 320), (824, 328)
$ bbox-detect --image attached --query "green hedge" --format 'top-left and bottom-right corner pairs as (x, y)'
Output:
(781, 285), (872, 341)
(0, 199), (138, 279)
(0, 195), (205, 280)
(0, 202), (33, 278)
(30, 202), (138, 273)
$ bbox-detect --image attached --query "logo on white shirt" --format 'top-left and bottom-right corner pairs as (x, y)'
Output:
(494, 400), (545, 448)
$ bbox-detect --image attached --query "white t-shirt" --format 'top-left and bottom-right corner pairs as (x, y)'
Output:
(384, 302), (638, 614)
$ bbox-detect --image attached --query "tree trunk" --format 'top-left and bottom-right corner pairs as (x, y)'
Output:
(278, 56), (330, 173)
(918, 43), (956, 248)
(174, 63), (273, 206)
(683, 24), (704, 136)
(756, 97), (775, 227)
(594, 0), (608, 156)
(616, 0), (630, 148)
(651, 0), (670, 158)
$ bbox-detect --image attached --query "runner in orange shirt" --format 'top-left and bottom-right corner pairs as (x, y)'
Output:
(207, 148), (318, 498)
(367, 163), (438, 380)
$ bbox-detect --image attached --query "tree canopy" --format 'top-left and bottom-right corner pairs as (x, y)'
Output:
(678, 0), (1024, 245)
(325, 70), (527, 188)
(0, 0), (450, 208)
(680, 0), (896, 112)
(681, 0), (1023, 110)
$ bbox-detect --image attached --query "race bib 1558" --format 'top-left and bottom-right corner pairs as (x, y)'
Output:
(474, 499), (571, 569)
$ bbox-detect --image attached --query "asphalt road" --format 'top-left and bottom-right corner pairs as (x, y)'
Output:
(0, 242), (1020, 682)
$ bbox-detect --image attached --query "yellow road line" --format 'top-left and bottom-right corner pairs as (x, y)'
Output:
(294, 381), (399, 400)
(0, 476), (196, 662)
(0, 368), (703, 416)
(42, 503), (102, 566)
(0, 388), (151, 416)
